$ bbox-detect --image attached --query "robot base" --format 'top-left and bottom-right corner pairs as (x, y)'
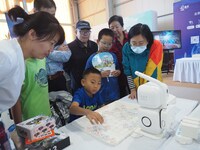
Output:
(134, 128), (164, 140)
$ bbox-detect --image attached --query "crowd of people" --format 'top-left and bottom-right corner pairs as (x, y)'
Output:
(0, 0), (163, 148)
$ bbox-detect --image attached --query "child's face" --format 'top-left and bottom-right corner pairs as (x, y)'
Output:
(81, 73), (101, 97)
(98, 35), (113, 52)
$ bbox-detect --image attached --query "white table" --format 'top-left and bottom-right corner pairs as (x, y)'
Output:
(159, 136), (200, 150)
(59, 96), (198, 150)
(173, 57), (200, 83)
(160, 103), (200, 150)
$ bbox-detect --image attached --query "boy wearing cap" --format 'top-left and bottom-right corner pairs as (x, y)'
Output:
(64, 20), (98, 94)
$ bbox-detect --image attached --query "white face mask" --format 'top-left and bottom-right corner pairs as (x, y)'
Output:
(131, 45), (147, 54)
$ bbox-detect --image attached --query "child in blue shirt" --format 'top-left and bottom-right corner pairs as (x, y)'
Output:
(85, 28), (121, 104)
(69, 67), (104, 124)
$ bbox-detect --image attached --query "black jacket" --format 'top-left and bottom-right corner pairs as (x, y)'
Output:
(64, 38), (98, 93)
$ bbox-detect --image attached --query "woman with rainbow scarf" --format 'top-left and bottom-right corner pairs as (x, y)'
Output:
(122, 23), (163, 99)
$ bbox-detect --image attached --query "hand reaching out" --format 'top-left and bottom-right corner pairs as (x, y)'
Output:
(129, 88), (137, 100)
(85, 110), (104, 124)
(69, 102), (104, 124)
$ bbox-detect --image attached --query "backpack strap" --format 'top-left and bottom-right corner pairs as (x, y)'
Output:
(50, 99), (66, 126)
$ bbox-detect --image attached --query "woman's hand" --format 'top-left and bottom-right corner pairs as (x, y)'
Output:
(129, 88), (137, 99)
(86, 110), (104, 124)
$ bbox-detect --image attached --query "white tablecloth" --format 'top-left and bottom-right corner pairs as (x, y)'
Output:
(59, 96), (198, 150)
(159, 136), (200, 150)
(173, 58), (200, 83)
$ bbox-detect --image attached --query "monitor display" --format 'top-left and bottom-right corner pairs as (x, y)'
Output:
(153, 30), (182, 50)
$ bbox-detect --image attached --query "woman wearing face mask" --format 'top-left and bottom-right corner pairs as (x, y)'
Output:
(122, 23), (163, 99)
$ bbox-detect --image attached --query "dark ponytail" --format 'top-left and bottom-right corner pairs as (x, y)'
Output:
(8, 6), (30, 36)
(7, 5), (64, 46)
(8, 5), (29, 22)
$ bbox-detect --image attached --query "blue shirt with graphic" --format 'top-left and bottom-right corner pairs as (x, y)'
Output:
(69, 87), (104, 122)
(85, 52), (120, 104)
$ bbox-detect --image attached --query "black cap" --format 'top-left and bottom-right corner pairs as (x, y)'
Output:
(76, 20), (91, 30)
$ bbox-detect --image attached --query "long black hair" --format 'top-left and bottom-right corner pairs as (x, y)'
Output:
(128, 23), (154, 49)
(8, 5), (64, 46)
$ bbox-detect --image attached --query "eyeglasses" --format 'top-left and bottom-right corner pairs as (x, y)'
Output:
(79, 30), (91, 35)
(100, 41), (112, 47)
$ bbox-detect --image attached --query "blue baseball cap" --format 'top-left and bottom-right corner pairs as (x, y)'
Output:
(76, 20), (91, 30)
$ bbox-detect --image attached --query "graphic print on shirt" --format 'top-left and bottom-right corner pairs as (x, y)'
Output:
(35, 69), (48, 87)
(83, 105), (97, 111)
(92, 52), (115, 73)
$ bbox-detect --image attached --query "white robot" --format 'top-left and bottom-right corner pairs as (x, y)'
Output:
(135, 71), (176, 139)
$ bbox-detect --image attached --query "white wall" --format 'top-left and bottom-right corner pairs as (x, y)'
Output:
(77, 0), (175, 30)
(78, 0), (107, 26)
(90, 10), (158, 41)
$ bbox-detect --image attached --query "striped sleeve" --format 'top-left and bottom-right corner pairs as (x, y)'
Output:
(127, 76), (135, 90)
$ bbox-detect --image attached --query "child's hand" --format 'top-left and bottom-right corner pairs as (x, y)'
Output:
(86, 110), (104, 124)
(111, 70), (121, 77)
(57, 43), (69, 51)
(101, 70), (111, 78)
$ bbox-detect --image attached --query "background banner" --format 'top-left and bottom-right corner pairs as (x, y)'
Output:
(174, 0), (200, 61)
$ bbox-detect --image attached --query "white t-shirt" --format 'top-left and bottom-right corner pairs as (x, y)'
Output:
(0, 38), (25, 113)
